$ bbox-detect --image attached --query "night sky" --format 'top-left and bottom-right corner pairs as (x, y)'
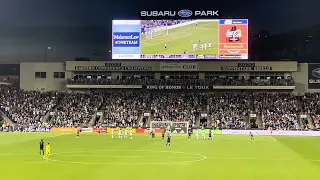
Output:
(0, 0), (318, 62)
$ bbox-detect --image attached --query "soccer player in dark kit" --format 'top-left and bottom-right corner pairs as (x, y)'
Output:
(208, 130), (213, 140)
(166, 133), (171, 147)
(162, 131), (165, 140)
(250, 132), (254, 140)
(39, 139), (44, 156)
(188, 129), (192, 140)
(151, 130), (155, 140)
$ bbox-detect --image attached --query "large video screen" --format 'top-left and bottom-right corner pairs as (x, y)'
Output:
(112, 19), (248, 59)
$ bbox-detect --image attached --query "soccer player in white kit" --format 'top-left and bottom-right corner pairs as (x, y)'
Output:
(201, 131), (205, 139)
(167, 129), (171, 137)
(130, 129), (133, 139)
(118, 129), (122, 138)
(124, 129), (128, 138)
(195, 129), (199, 140)
(204, 42), (207, 50)
(208, 42), (211, 49)
(111, 128), (114, 138)
(201, 44), (204, 51)
(193, 43), (197, 51)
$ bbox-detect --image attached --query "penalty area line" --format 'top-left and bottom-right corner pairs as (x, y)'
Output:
(269, 136), (277, 141)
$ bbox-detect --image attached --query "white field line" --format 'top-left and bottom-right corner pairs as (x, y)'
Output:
(269, 136), (278, 141)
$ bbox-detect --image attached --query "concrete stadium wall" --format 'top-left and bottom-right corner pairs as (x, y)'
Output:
(292, 63), (308, 92)
(20, 62), (67, 91)
(19, 61), (313, 93)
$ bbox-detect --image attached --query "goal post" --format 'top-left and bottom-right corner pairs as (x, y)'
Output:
(145, 26), (168, 39)
(150, 121), (189, 134)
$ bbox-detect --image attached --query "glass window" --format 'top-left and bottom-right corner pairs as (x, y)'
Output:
(54, 72), (60, 78)
(35, 72), (41, 78)
(40, 72), (46, 78)
(54, 72), (65, 78)
(35, 72), (46, 78)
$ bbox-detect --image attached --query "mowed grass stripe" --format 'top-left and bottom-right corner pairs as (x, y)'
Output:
(0, 133), (319, 180)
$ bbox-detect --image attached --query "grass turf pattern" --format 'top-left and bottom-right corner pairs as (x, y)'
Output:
(0, 133), (319, 180)
(140, 22), (219, 55)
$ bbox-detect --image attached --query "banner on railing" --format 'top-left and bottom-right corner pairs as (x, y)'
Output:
(222, 130), (320, 136)
(143, 85), (212, 90)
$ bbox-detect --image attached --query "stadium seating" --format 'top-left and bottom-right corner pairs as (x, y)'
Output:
(1, 82), (319, 131)
(67, 78), (295, 86)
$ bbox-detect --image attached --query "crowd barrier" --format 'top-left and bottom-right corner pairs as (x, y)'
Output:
(222, 130), (320, 136)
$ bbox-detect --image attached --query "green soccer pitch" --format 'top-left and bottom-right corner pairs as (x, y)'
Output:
(140, 21), (219, 55)
(1, 133), (320, 180)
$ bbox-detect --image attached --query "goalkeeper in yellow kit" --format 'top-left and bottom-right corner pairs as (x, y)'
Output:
(45, 143), (51, 160)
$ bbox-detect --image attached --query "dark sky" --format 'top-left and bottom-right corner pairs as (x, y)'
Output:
(0, 0), (318, 62)
(0, 0), (318, 33)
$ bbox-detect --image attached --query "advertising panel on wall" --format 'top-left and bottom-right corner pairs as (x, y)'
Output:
(73, 62), (152, 71)
(308, 64), (320, 89)
(112, 19), (248, 60)
(51, 128), (78, 133)
(135, 128), (164, 134)
(106, 128), (136, 133)
(160, 63), (198, 71)
(65, 61), (297, 72)
(222, 130), (320, 136)
(144, 85), (211, 90)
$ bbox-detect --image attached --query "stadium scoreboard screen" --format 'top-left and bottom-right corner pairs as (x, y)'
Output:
(112, 19), (248, 60)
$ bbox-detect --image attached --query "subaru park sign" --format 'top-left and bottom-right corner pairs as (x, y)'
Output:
(308, 64), (320, 89)
(140, 10), (219, 18)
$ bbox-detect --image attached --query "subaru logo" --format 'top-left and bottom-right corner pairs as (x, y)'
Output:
(312, 68), (320, 78)
(178, 9), (193, 18)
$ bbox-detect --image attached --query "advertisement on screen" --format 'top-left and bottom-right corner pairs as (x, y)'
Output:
(112, 19), (248, 60)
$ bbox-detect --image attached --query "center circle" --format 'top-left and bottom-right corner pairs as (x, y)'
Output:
(48, 150), (207, 165)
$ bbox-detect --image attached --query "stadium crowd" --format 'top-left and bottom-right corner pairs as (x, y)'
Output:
(0, 85), (57, 130)
(67, 78), (295, 86)
(1, 84), (320, 131)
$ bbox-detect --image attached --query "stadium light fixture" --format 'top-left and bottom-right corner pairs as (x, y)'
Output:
(45, 47), (51, 62)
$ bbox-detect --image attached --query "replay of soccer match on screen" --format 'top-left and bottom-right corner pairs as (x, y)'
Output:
(112, 19), (248, 60)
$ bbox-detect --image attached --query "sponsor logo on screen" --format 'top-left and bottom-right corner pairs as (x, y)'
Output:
(140, 10), (219, 17)
(113, 32), (140, 47)
(177, 9), (193, 18)
(226, 26), (241, 42)
(308, 64), (320, 89)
